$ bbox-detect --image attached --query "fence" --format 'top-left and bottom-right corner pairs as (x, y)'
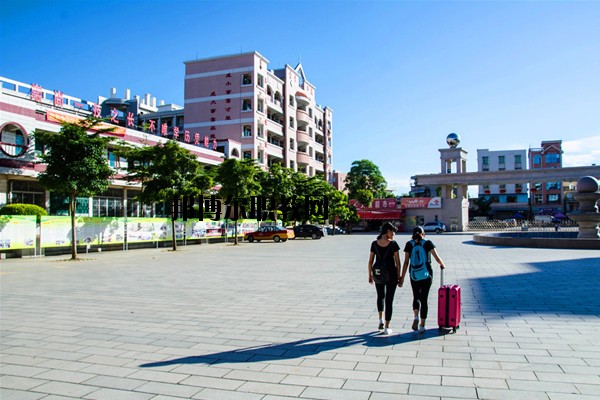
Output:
(0, 216), (260, 257)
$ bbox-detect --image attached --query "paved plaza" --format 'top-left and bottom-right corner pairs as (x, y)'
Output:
(1, 233), (599, 400)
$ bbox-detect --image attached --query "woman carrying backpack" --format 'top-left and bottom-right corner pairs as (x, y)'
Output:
(368, 222), (401, 335)
(399, 226), (446, 333)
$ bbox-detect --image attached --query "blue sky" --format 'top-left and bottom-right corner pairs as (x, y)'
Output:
(2, 0), (599, 194)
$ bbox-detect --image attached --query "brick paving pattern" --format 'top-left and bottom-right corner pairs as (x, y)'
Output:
(1, 233), (599, 399)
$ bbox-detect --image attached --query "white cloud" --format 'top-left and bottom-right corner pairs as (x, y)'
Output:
(562, 136), (600, 167)
(385, 175), (413, 196)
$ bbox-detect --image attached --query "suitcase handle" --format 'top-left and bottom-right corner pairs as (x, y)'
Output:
(440, 268), (444, 287)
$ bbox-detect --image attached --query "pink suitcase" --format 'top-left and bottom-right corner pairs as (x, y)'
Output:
(438, 269), (461, 333)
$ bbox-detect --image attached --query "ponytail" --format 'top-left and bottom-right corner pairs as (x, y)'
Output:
(412, 226), (425, 241)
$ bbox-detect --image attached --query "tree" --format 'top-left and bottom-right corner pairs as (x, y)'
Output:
(257, 163), (294, 222)
(118, 140), (212, 251)
(215, 158), (261, 244)
(345, 159), (388, 206)
(34, 118), (114, 260)
(328, 190), (354, 234)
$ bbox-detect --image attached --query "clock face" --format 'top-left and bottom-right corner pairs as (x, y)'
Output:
(0, 123), (29, 157)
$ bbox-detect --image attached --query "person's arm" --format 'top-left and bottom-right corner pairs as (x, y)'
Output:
(394, 250), (402, 286)
(399, 252), (410, 286)
(368, 251), (375, 284)
(431, 248), (445, 269)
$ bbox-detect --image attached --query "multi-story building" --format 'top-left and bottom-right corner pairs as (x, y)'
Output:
(183, 51), (333, 180)
(477, 149), (528, 218)
(529, 140), (564, 214)
(1, 51), (335, 217)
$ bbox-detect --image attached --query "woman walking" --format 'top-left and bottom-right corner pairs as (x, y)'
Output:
(368, 222), (402, 335)
(399, 226), (446, 333)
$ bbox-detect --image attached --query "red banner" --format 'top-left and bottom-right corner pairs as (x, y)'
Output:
(357, 210), (405, 220)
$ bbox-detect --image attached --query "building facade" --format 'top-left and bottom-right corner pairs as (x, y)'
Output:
(0, 77), (223, 217)
(477, 148), (528, 218)
(529, 140), (564, 214)
(183, 52), (333, 181)
(1, 51), (335, 217)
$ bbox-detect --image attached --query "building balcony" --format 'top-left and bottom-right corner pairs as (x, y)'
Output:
(265, 142), (284, 159)
(266, 119), (284, 137)
(267, 99), (282, 113)
(295, 91), (310, 106)
(296, 129), (311, 145)
(297, 151), (311, 165)
(296, 109), (311, 127)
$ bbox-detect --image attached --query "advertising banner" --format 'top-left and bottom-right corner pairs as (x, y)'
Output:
(40, 216), (124, 248)
(400, 197), (442, 209)
(0, 215), (36, 250)
(126, 218), (170, 243)
(186, 219), (259, 238)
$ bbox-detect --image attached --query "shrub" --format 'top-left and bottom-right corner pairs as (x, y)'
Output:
(0, 203), (47, 218)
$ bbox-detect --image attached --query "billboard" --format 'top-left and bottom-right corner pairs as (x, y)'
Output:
(400, 197), (442, 209)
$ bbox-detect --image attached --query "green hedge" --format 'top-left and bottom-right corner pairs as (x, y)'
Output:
(0, 203), (48, 218)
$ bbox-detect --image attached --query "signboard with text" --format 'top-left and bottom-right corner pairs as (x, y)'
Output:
(400, 197), (442, 209)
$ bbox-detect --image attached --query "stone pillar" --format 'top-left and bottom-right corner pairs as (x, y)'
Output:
(567, 176), (600, 239)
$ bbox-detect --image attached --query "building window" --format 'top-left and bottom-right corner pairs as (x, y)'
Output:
(545, 153), (560, 164)
(514, 155), (522, 169)
(257, 124), (264, 138)
(257, 150), (264, 164)
(243, 151), (251, 159)
(534, 194), (543, 204)
(50, 193), (89, 216)
(547, 194), (560, 203)
(10, 180), (45, 208)
(482, 156), (489, 171)
(506, 195), (517, 203)
(308, 108), (313, 118)
(532, 154), (542, 166)
(242, 99), (252, 111)
(309, 127), (313, 138)
(242, 74), (252, 85)
(546, 181), (561, 190)
(498, 155), (505, 171)
(289, 138), (294, 150)
(242, 125), (252, 137)
(93, 189), (123, 217)
(257, 74), (264, 88)
(289, 95), (294, 107)
(290, 160), (295, 170)
(289, 117), (295, 128)
(257, 98), (264, 113)
(127, 190), (152, 217)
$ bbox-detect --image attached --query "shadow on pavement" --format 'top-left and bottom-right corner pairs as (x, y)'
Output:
(470, 257), (600, 317)
(140, 330), (438, 368)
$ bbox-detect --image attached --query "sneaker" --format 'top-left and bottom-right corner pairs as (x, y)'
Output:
(378, 322), (384, 330)
(418, 325), (425, 334)
(412, 318), (419, 331)
(383, 327), (393, 335)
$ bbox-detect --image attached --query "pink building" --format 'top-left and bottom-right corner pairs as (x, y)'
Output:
(184, 51), (333, 180)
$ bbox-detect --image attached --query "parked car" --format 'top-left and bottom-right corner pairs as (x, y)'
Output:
(326, 226), (346, 235)
(423, 221), (446, 234)
(293, 224), (324, 239)
(244, 226), (291, 243)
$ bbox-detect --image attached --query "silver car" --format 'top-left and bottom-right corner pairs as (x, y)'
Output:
(423, 222), (446, 234)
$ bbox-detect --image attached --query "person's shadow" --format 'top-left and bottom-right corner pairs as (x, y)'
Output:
(140, 330), (439, 368)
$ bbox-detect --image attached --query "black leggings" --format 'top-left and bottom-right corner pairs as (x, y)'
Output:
(411, 277), (433, 319)
(375, 281), (397, 321)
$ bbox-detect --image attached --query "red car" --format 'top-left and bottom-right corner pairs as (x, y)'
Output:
(244, 226), (293, 242)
